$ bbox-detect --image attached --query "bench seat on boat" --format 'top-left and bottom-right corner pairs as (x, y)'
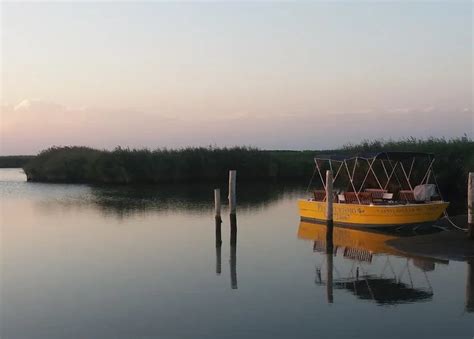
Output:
(399, 190), (415, 203)
(364, 188), (387, 199)
(344, 192), (372, 204)
(313, 190), (326, 201)
(314, 190), (337, 202)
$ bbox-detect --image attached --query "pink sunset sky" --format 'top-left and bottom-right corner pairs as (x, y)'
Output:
(1, 2), (472, 155)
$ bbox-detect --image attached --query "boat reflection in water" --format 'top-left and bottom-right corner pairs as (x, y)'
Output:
(297, 221), (450, 306)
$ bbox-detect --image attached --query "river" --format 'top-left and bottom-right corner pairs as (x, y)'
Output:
(1, 168), (472, 338)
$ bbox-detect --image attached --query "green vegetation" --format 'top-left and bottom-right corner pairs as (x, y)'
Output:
(20, 138), (473, 206)
(0, 155), (35, 168)
(23, 146), (285, 183)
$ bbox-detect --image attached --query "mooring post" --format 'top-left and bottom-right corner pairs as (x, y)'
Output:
(228, 170), (237, 215)
(228, 169), (237, 289)
(325, 170), (334, 303)
(325, 170), (333, 223)
(468, 172), (473, 239)
(214, 188), (222, 222)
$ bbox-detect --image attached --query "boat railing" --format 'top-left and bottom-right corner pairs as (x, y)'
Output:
(311, 188), (441, 205)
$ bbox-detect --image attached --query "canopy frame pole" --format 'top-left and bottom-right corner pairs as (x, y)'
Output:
(344, 160), (361, 204)
(357, 158), (379, 193)
(383, 161), (399, 190)
(315, 159), (326, 191)
(416, 156), (444, 202)
(400, 161), (413, 191)
(351, 157), (358, 183)
(381, 160), (391, 188)
(368, 159), (384, 190)
(425, 170), (431, 184)
(408, 157), (415, 181)
(305, 165), (318, 193)
(332, 161), (344, 183)
(327, 160), (334, 203)
(388, 159), (403, 190)
(419, 158), (436, 186)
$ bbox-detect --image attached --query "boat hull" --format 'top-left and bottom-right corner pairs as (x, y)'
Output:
(298, 200), (449, 228)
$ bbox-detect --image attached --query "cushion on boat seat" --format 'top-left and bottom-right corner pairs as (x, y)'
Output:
(413, 184), (437, 202)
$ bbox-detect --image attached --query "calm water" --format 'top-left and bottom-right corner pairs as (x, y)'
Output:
(1, 168), (472, 339)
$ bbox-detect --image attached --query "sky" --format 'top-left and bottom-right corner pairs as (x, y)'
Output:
(0, 1), (472, 155)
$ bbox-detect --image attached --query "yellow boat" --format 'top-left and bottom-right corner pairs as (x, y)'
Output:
(299, 151), (449, 228)
(299, 199), (448, 228)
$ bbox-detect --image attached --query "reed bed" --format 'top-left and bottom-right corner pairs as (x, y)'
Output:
(17, 137), (473, 206)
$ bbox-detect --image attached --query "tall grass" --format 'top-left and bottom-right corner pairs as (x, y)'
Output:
(23, 146), (281, 183)
(21, 137), (473, 205)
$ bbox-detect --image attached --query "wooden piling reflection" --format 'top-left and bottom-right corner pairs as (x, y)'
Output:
(230, 213), (238, 289)
(214, 188), (222, 223)
(466, 259), (473, 312)
(215, 217), (222, 275)
(326, 220), (334, 304)
(468, 173), (473, 239)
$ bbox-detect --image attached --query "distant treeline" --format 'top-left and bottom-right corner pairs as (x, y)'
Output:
(17, 138), (474, 202)
(0, 155), (35, 168)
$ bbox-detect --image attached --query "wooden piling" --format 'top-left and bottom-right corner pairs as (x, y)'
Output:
(227, 169), (237, 289)
(325, 170), (333, 221)
(228, 170), (237, 215)
(468, 172), (473, 239)
(325, 170), (334, 303)
(214, 188), (222, 222)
